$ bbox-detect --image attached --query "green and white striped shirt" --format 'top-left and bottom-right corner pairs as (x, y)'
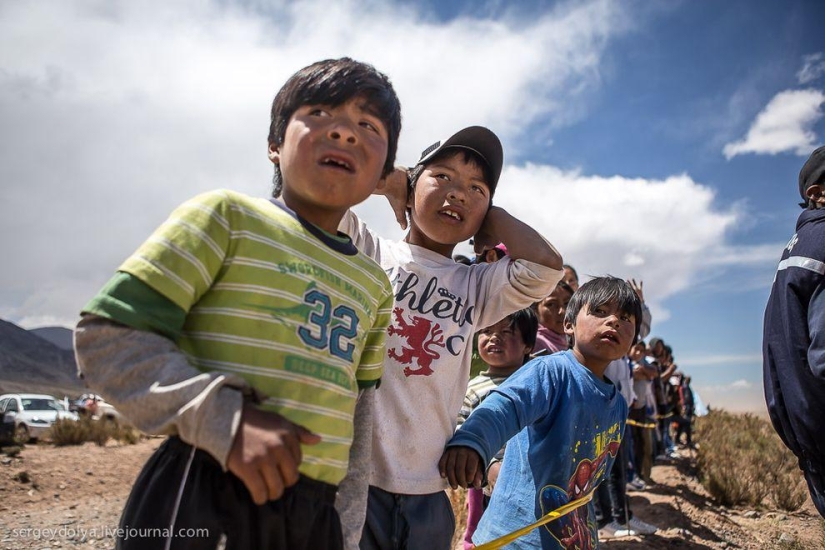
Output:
(102, 189), (393, 484)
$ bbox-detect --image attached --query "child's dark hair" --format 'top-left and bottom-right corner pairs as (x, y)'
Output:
(408, 148), (495, 202)
(563, 276), (643, 342)
(530, 280), (574, 313)
(508, 308), (539, 362)
(268, 58), (402, 198)
(556, 280), (575, 296)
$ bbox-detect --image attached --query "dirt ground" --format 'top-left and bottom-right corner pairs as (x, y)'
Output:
(592, 447), (823, 550)
(0, 440), (822, 549)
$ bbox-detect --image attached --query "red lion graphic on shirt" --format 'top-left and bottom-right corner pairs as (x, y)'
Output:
(386, 307), (445, 376)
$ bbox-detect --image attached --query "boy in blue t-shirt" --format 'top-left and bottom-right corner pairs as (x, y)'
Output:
(440, 276), (642, 549)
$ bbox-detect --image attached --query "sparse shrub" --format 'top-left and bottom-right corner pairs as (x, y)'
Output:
(50, 417), (91, 446)
(2, 445), (22, 457)
(114, 424), (142, 445)
(13, 470), (31, 483)
(48, 417), (144, 447)
(87, 417), (113, 447)
(695, 410), (807, 511)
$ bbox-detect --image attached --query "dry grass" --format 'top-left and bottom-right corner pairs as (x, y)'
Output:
(49, 416), (143, 447)
(695, 410), (808, 511)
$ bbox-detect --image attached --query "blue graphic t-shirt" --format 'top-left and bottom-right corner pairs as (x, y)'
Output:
(448, 350), (628, 549)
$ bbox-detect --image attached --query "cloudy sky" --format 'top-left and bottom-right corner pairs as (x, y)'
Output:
(2, 0), (823, 412)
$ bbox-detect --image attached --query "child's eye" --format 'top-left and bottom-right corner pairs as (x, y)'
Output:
(308, 108), (330, 117)
(360, 120), (379, 133)
(471, 184), (487, 196)
(435, 173), (450, 181)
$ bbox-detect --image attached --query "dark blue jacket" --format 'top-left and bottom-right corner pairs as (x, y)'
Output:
(763, 208), (825, 478)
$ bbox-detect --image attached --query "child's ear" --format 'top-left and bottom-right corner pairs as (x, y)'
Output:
(268, 142), (280, 165)
(522, 343), (532, 357)
(406, 186), (415, 209)
(806, 184), (825, 206)
(564, 319), (574, 337)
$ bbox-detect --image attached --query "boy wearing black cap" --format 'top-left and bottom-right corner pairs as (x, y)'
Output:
(337, 126), (563, 549)
(763, 145), (825, 518)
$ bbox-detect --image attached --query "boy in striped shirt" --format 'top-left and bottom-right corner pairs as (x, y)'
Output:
(73, 58), (401, 550)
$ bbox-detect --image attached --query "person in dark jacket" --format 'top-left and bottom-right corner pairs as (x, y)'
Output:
(763, 145), (825, 518)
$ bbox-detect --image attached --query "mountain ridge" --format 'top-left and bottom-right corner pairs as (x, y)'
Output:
(0, 319), (85, 398)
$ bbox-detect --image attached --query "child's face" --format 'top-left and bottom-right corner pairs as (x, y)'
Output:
(536, 286), (572, 334)
(565, 300), (636, 369)
(405, 152), (490, 257)
(269, 97), (389, 232)
(477, 318), (530, 370)
(562, 266), (579, 291)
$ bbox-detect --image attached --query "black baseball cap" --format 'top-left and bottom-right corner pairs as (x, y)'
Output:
(414, 126), (503, 196)
(799, 145), (825, 205)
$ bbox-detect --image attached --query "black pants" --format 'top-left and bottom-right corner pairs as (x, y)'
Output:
(674, 413), (693, 446)
(117, 437), (342, 550)
(360, 485), (455, 550)
(805, 468), (825, 519)
(594, 436), (631, 527)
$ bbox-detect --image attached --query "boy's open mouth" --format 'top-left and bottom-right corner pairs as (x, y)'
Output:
(320, 155), (354, 172)
(439, 208), (463, 222)
(601, 331), (619, 344)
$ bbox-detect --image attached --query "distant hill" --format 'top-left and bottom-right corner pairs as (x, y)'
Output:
(30, 326), (74, 350)
(0, 319), (85, 398)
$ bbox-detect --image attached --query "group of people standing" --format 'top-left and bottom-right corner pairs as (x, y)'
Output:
(70, 55), (706, 550)
(457, 261), (700, 545)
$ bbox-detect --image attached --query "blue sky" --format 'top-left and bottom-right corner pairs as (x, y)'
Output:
(1, 0), (824, 412)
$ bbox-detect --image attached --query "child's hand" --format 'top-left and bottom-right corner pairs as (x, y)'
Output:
(227, 404), (321, 505)
(471, 206), (504, 256)
(438, 446), (483, 489)
(487, 461), (502, 492)
(471, 205), (563, 269)
(628, 279), (644, 303)
(375, 166), (409, 230)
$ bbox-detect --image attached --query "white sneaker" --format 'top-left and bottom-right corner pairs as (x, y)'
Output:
(599, 520), (638, 539)
(628, 516), (658, 535)
(598, 523), (617, 540)
(627, 478), (646, 491)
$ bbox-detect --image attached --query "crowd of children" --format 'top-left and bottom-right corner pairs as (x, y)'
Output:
(72, 56), (707, 550)
(450, 255), (695, 549)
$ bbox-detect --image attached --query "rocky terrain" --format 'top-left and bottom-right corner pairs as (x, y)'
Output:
(0, 439), (821, 549)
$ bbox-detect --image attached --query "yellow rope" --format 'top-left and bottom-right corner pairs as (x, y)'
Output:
(473, 491), (594, 550)
(625, 419), (657, 429)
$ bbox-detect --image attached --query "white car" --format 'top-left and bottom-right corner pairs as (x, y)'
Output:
(0, 393), (79, 443)
(73, 393), (122, 422)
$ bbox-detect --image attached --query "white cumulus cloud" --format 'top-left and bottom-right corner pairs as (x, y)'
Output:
(0, 0), (635, 327)
(723, 89), (825, 159)
(0, 0), (782, 331)
(797, 52), (825, 85)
